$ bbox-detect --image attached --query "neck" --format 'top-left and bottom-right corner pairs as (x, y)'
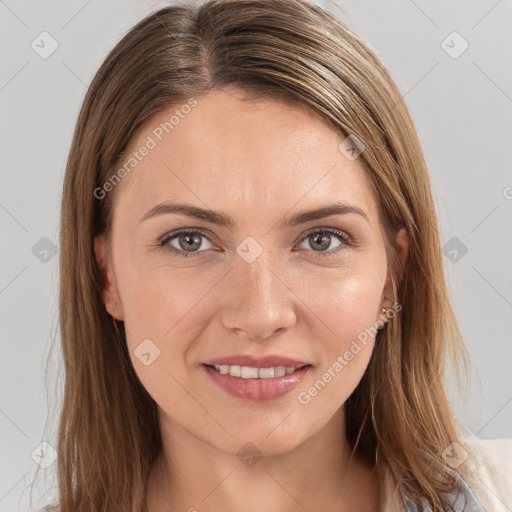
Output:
(146, 406), (381, 512)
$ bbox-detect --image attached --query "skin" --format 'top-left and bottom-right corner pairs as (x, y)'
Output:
(95, 87), (408, 512)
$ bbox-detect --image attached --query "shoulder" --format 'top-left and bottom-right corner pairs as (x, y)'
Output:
(379, 438), (512, 512)
(462, 436), (512, 512)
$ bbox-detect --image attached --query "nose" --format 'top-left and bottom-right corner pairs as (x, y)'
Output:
(219, 255), (297, 341)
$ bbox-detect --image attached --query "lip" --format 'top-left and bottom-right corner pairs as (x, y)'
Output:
(202, 363), (311, 401)
(203, 355), (309, 368)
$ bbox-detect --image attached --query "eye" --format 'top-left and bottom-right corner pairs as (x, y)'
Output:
(296, 228), (353, 256)
(159, 227), (355, 259)
(160, 229), (215, 258)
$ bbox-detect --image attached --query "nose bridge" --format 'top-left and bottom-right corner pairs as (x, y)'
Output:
(236, 249), (283, 310)
(246, 249), (274, 291)
(219, 247), (296, 339)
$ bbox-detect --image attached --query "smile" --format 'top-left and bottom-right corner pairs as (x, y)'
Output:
(211, 364), (305, 379)
(202, 363), (311, 401)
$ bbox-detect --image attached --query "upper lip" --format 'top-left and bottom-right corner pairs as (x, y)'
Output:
(203, 355), (310, 368)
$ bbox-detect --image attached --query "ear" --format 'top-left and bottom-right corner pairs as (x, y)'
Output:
(94, 234), (124, 321)
(378, 227), (408, 326)
(394, 227), (408, 287)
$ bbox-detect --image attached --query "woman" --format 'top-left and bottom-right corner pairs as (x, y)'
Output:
(48, 0), (512, 510)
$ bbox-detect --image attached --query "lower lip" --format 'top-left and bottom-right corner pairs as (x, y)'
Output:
(202, 364), (311, 401)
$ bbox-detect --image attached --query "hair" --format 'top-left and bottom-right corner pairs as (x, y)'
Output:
(44, 0), (471, 510)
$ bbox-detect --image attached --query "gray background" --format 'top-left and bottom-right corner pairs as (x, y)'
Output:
(1, 1), (511, 510)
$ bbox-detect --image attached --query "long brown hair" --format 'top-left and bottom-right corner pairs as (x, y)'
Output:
(45, 0), (470, 510)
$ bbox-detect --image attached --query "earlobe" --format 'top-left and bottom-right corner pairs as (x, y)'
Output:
(94, 234), (124, 320)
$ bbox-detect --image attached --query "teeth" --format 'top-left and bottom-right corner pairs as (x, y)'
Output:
(211, 364), (303, 379)
(274, 365), (286, 377)
(258, 367), (274, 378)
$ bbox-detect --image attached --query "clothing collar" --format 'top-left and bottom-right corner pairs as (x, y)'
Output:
(378, 460), (485, 511)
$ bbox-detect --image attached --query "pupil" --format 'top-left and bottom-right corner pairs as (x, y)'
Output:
(311, 233), (330, 251)
(180, 233), (201, 251)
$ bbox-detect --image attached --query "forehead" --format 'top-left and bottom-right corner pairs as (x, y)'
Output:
(113, 88), (378, 226)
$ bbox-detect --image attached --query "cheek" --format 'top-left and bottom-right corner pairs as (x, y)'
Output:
(118, 263), (224, 364)
(113, 250), (387, 449)
(295, 263), (385, 398)
(117, 239), (386, 355)
(118, 266), (219, 415)
(299, 258), (386, 339)
(118, 253), (210, 325)
(119, 253), (386, 356)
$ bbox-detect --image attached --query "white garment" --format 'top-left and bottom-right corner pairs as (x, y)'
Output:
(379, 437), (512, 511)
(463, 437), (512, 512)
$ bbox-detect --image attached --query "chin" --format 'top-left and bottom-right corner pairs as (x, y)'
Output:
(211, 415), (310, 458)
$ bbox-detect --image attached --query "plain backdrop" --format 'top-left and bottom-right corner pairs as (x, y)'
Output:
(1, 1), (511, 510)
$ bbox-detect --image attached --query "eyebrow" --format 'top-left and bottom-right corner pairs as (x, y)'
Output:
(139, 201), (369, 228)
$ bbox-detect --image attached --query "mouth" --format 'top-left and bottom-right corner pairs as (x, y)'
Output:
(204, 363), (310, 379)
(201, 363), (312, 401)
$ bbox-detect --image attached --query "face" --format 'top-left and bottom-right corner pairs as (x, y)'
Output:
(95, 87), (407, 456)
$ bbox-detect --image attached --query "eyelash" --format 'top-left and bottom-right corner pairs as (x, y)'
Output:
(158, 227), (356, 259)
